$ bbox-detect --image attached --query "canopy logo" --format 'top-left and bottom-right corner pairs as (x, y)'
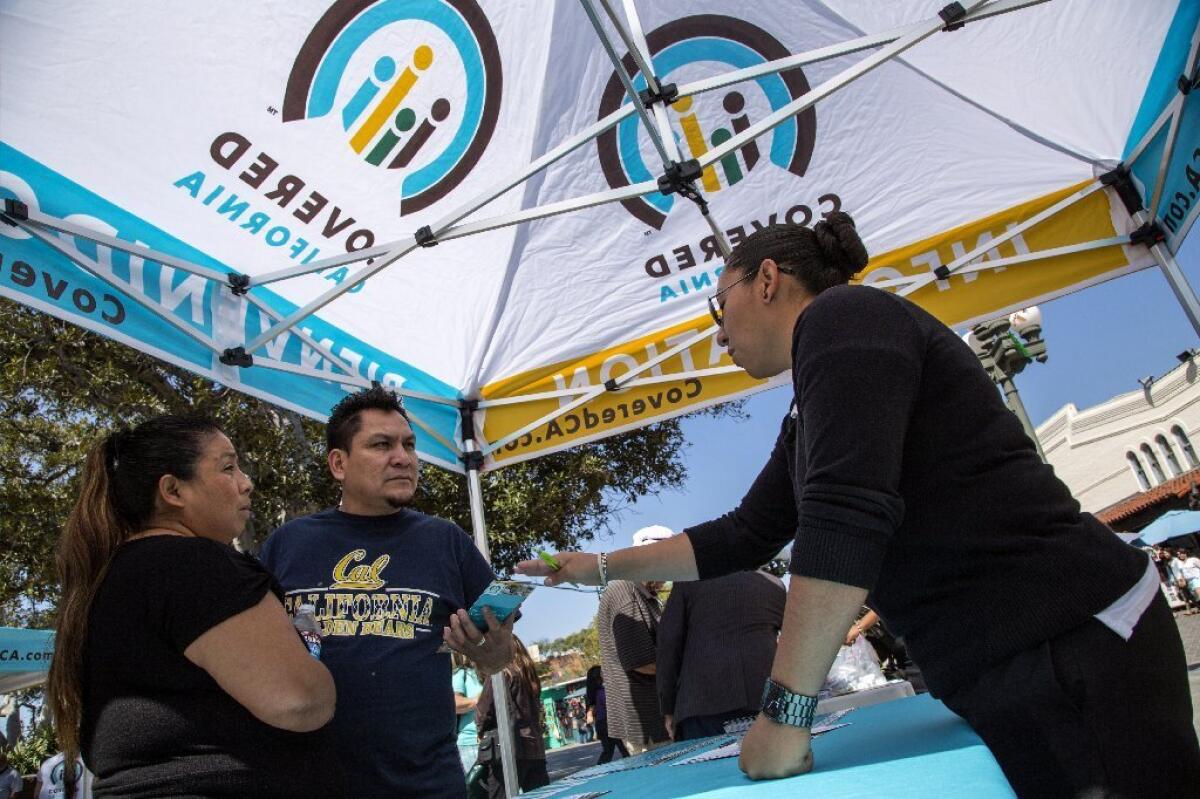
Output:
(282, 0), (502, 215)
(597, 15), (816, 229)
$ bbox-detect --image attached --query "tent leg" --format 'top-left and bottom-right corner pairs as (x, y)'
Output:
(463, 419), (522, 797)
(1150, 236), (1200, 339)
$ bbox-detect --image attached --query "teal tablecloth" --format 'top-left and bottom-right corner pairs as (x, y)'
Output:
(526, 694), (1014, 798)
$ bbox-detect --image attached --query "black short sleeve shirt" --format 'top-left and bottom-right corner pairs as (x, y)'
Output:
(81, 536), (337, 798)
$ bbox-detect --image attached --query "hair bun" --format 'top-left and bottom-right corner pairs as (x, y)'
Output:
(814, 211), (869, 280)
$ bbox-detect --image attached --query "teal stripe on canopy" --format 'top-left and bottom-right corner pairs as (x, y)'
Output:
(1125, 0), (1200, 159)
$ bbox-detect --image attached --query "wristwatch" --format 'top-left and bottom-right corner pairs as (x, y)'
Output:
(760, 677), (818, 728)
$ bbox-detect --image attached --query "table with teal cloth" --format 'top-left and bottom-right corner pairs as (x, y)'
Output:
(525, 694), (1015, 798)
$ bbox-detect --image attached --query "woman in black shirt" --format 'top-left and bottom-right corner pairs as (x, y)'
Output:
(520, 214), (1199, 796)
(585, 664), (627, 764)
(48, 416), (338, 797)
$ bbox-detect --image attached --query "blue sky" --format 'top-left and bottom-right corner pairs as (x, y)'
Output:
(515, 232), (1200, 645)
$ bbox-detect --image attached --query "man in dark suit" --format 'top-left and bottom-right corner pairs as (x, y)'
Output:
(657, 569), (787, 740)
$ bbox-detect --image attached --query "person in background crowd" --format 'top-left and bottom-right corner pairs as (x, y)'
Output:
(35, 749), (94, 799)
(1170, 548), (1200, 607)
(582, 700), (595, 743)
(597, 527), (672, 755)
(1151, 546), (1197, 612)
(1149, 546), (1171, 582)
(573, 699), (589, 744)
(843, 607), (926, 692)
(46, 416), (338, 797)
(657, 569), (786, 741)
(452, 652), (484, 773)
(556, 705), (570, 743)
(260, 388), (513, 799)
(566, 701), (579, 745)
(586, 665), (628, 764)
(475, 636), (549, 798)
(520, 214), (1200, 797)
(0, 751), (22, 799)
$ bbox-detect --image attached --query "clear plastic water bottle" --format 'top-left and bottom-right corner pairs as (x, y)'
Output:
(293, 603), (322, 659)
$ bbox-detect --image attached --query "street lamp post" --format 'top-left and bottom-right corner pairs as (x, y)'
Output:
(963, 306), (1048, 461)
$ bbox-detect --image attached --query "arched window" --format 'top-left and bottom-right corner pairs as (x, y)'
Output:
(1157, 434), (1183, 476)
(1141, 443), (1167, 484)
(1127, 451), (1151, 491)
(1173, 424), (1199, 468)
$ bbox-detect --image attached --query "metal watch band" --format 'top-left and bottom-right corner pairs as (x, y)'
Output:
(760, 677), (818, 729)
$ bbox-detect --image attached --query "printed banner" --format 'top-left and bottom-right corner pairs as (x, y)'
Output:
(0, 1), (1187, 474)
(481, 180), (1147, 465)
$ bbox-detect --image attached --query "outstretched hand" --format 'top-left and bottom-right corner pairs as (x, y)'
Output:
(514, 551), (601, 587)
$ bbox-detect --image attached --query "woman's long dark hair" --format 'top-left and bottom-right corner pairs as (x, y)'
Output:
(505, 635), (542, 699)
(585, 664), (602, 709)
(48, 416), (222, 768)
(725, 211), (870, 294)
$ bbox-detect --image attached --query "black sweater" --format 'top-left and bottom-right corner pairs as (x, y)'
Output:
(685, 285), (1145, 697)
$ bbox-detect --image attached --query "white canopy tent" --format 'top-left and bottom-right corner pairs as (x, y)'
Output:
(4, 1), (1200, 791)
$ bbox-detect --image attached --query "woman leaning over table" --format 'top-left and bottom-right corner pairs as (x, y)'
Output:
(47, 416), (338, 797)
(519, 212), (1200, 798)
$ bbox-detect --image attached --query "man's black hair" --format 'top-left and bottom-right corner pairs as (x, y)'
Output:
(326, 386), (410, 452)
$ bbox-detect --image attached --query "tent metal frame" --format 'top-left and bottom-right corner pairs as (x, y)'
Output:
(7, 2), (1200, 790)
(4, 0), (1074, 453)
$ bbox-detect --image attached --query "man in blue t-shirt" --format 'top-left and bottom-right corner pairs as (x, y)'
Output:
(260, 387), (514, 799)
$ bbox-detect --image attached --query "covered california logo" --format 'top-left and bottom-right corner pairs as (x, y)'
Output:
(597, 15), (816, 229)
(282, 0), (503, 215)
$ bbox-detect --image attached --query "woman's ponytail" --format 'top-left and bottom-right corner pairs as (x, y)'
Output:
(49, 434), (130, 768)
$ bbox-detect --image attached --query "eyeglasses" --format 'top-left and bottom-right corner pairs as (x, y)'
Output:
(707, 263), (795, 326)
(707, 269), (757, 326)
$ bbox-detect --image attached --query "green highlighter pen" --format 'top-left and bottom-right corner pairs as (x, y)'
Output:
(537, 549), (561, 571)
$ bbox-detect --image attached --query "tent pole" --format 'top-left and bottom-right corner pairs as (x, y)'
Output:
(245, 237), (419, 351)
(1148, 225), (1200, 338)
(233, 0), (1016, 343)
(247, 2), (1047, 291)
(866, 235), (1132, 291)
(577, 0), (673, 171)
(1138, 14), (1200, 218)
(461, 403), (521, 798)
(898, 179), (1106, 296)
(251, 103), (642, 288)
(600, 0), (684, 164)
(698, 0), (991, 172)
(672, 0), (1048, 103)
(16, 220), (225, 355)
(17, 207), (228, 283)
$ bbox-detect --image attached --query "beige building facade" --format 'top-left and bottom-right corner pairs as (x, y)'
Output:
(1037, 358), (1200, 516)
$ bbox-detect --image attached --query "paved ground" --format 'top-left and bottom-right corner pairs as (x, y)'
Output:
(1190, 668), (1200, 741)
(1176, 613), (1200, 739)
(1177, 611), (1200, 666)
(546, 741), (602, 782)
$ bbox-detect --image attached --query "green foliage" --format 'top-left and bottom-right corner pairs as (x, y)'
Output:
(0, 300), (337, 625)
(535, 615), (600, 666)
(7, 721), (55, 776)
(0, 297), (733, 622)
